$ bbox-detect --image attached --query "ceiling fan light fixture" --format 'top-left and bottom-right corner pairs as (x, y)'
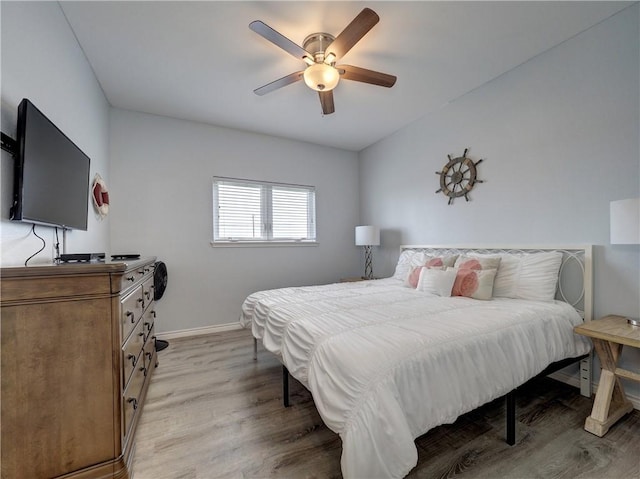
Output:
(303, 63), (340, 91)
(250, 9), (395, 113)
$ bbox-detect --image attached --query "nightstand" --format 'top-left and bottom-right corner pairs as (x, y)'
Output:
(574, 315), (640, 437)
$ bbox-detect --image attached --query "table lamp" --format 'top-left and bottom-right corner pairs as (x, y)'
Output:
(355, 225), (380, 280)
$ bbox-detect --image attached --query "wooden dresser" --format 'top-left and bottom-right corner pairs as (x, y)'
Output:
(1, 257), (158, 479)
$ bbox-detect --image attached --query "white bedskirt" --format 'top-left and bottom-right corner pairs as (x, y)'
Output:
(240, 278), (591, 478)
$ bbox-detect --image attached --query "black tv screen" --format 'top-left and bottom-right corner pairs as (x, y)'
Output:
(11, 99), (91, 230)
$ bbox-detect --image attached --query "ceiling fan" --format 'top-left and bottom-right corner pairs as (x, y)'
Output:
(249, 7), (397, 115)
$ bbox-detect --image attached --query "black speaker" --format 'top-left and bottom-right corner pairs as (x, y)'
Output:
(153, 261), (169, 352)
(154, 261), (168, 301)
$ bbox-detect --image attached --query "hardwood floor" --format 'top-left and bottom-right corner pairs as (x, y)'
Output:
(132, 329), (640, 479)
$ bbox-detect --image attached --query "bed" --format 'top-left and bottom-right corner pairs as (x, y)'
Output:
(239, 245), (593, 478)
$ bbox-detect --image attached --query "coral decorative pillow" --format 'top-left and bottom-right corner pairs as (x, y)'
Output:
(449, 268), (498, 300)
(425, 257), (445, 268)
(405, 260), (444, 289)
(404, 256), (453, 288)
(437, 255), (459, 268)
(406, 266), (423, 288)
(454, 255), (502, 271)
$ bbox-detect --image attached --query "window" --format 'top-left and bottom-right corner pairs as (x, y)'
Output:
(212, 177), (316, 244)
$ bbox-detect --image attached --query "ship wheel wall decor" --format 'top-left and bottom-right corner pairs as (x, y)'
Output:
(435, 148), (484, 205)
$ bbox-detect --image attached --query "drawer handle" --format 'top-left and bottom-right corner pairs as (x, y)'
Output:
(138, 331), (145, 338)
(126, 311), (135, 323)
(138, 270), (145, 275)
(139, 365), (148, 377)
(151, 310), (156, 318)
(127, 397), (138, 410)
(146, 351), (153, 361)
(137, 297), (144, 304)
(126, 275), (135, 282)
(144, 321), (152, 331)
(127, 354), (137, 366)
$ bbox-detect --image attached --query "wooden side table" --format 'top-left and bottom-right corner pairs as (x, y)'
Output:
(574, 315), (639, 437)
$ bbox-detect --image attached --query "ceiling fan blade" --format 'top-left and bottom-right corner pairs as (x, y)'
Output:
(338, 65), (397, 88)
(318, 91), (335, 115)
(254, 71), (304, 96)
(325, 8), (379, 61)
(249, 21), (313, 62)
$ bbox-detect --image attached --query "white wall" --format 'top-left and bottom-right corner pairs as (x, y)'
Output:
(0, 2), (110, 266)
(359, 5), (639, 398)
(109, 109), (360, 333)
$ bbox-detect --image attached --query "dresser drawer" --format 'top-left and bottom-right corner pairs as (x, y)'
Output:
(119, 264), (153, 293)
(122, 359), (146, 440)
(141, 307), (155, 341)
(121, 285), (144, 341)
(120, 270), (139, 293)
(122, 319), (145, 388)
(142, 276), (154, 311)
(1, 273), (111, 302)
(143, 324), (156, 367)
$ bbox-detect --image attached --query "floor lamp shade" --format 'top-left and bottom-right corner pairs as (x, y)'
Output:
(610, 198), (640, 244)
(355, 226), (380, 246)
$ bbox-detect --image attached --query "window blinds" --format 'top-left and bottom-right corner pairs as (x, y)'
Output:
(213, 177), (316, 243)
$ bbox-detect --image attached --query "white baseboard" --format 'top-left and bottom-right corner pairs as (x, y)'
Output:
(549, 370), (640, 410)
(156, 322), (243, 340)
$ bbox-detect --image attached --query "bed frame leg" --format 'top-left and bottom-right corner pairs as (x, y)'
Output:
(253, 337), (258, 361)
(506, 390), (516, 445)
(283, 365), (290, 407)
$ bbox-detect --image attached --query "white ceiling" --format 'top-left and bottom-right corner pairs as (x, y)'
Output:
(60, 1), (631, 151)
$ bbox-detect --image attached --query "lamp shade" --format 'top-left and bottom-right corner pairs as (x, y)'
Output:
(355, 225), (380, 246)
(610, 198), (640, 244)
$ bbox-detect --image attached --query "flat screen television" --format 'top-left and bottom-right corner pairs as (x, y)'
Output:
(11, 99), (91, 230)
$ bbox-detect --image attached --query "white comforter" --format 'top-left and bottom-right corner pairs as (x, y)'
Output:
(240, 278), (591, 479)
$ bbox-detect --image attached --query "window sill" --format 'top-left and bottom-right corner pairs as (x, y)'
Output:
(210, 240), (319, 248)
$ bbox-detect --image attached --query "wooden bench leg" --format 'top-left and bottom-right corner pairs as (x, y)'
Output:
(584, 339), (634, 436)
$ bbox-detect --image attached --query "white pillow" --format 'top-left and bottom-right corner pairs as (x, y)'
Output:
(417, 267), (457, 297)
(393, 252), (459, 280)
(486, 251), (563, 301)
(393, 250), (419, 280)
(514, 252), (563, 301)
(489, 254), (521, 297)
